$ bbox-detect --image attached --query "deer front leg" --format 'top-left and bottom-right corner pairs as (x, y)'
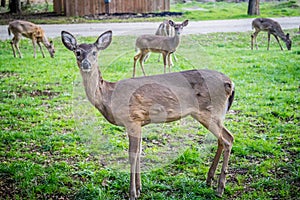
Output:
(267, 32), (271, 50)
(162, 51), (168, 74)
(37, 42), (46, 58)
(167, 53), (172, 72)
(127, 125), (142, 200)
(273, 35), (283, 50)
(173, 52), (178, 62)
(32, 39), (37, 58)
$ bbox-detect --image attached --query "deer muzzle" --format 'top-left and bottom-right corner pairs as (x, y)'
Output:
(81, 59), (91, 72)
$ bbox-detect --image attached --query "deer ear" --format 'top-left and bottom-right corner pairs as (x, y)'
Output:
(95, 30), (112, 50)
(61, 31), (77, 51)
(182, 20), (189, 27)
(168, 20), (175, 27)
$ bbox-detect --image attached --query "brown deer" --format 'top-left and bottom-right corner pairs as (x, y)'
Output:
(133, 20), (188, 77)
(155, 19), (178, 65)
(251, 18), (292, 50)
(8, 20), (55, 58)
(61, 30), (235, 200)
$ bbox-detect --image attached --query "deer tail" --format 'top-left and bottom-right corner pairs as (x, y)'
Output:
(227, 82), (235, 112)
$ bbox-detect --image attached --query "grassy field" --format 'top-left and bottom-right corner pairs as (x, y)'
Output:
(0, 25), (300, 199)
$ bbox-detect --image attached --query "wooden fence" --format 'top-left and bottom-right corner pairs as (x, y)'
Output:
(54, 0), (170, 17)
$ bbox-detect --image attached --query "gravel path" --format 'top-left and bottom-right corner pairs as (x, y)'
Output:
(0, 16), (299, 40)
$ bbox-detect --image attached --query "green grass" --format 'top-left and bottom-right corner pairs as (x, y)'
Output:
(173, 1), (300, 21)
(0, 27), (299, 199)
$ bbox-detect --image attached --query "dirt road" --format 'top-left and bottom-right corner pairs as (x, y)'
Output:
(0, 17), (299, 40)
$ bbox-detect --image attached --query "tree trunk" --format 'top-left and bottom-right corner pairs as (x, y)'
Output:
(9, 0), (21, 13)
(248, 0), (260, 15)
(1, 0), (6, 7)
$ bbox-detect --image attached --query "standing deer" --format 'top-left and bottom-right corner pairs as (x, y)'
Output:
(155, 19), (178, 65)
(8, 20), (55, 58)
(251, 18), (292, 50)
(62, 30), (235, 199)
(133, 20), (188, 77)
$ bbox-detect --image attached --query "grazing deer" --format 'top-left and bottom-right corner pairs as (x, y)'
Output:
(8, 20), (55, 58)
(61, 30), (235, 199)
(133, 20), (188, 77)
(251, 18), (292, 50)
(155, 19), (178, 65)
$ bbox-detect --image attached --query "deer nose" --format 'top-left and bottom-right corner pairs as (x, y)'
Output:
(81, 59), (91, 71)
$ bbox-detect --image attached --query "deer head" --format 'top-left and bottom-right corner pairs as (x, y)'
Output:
(169, 19), (189, 36)
(285, 33), (292, 50)
(61, 30), (112, 72)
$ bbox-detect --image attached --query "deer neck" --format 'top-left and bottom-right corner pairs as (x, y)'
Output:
(273, 28), (287, 42)
(41, 36), (50, 46)
(169, 34), (181, 51)
(80, 64), (117, 125)
(80, 66), (102, 106)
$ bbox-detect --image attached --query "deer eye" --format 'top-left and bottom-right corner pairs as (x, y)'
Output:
(75, 50), (81, 57)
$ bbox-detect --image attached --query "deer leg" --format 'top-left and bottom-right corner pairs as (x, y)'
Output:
(133, 52), (142, 77)
(216, 127), (233, 197)
(32, 39), (37, 58)
(169, 52), (174, 67)
(157, 53), (161, 62)
(139, 52), (148, 76)
(162, 51), (168, 74)
(37, 42), (46, 58)
(10, 38), (17, 58)
(127, 124), (142, 200)
(173, 52), (178, 62)
(12, 36), (22, 58)
(273, 35), (283, 50)
(192, 113), (233, 197)
(206, 139), (223, 186)
(251, 34), (254, 50)
(252, 31), (259, 50)
(267, 32), (271, 50)
(167, 53), (172, 72)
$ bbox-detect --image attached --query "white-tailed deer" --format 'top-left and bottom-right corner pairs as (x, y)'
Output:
(251, 18), (292, 50)
(8, 20), (55, 58)
(61, 30), (235, 200)
(133, 20), (188, 77)
(155, 19), (178, 65)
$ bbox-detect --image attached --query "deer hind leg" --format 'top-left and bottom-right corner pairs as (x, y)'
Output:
(37, 42), (46, 58)
(133, 52), (142, 77)
(273, 35), (284, 50)
(10, 38), (17, 58)
(11, 36), (22, 58)
(127, 124), (142, 200)
(139, 51), (148, 76)
(192, 113), (233, 197)
(251, 30), (259, 50)
(216, 127), (233, 197)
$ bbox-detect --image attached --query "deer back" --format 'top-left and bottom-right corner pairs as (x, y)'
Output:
(109, 69), (233, 126)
